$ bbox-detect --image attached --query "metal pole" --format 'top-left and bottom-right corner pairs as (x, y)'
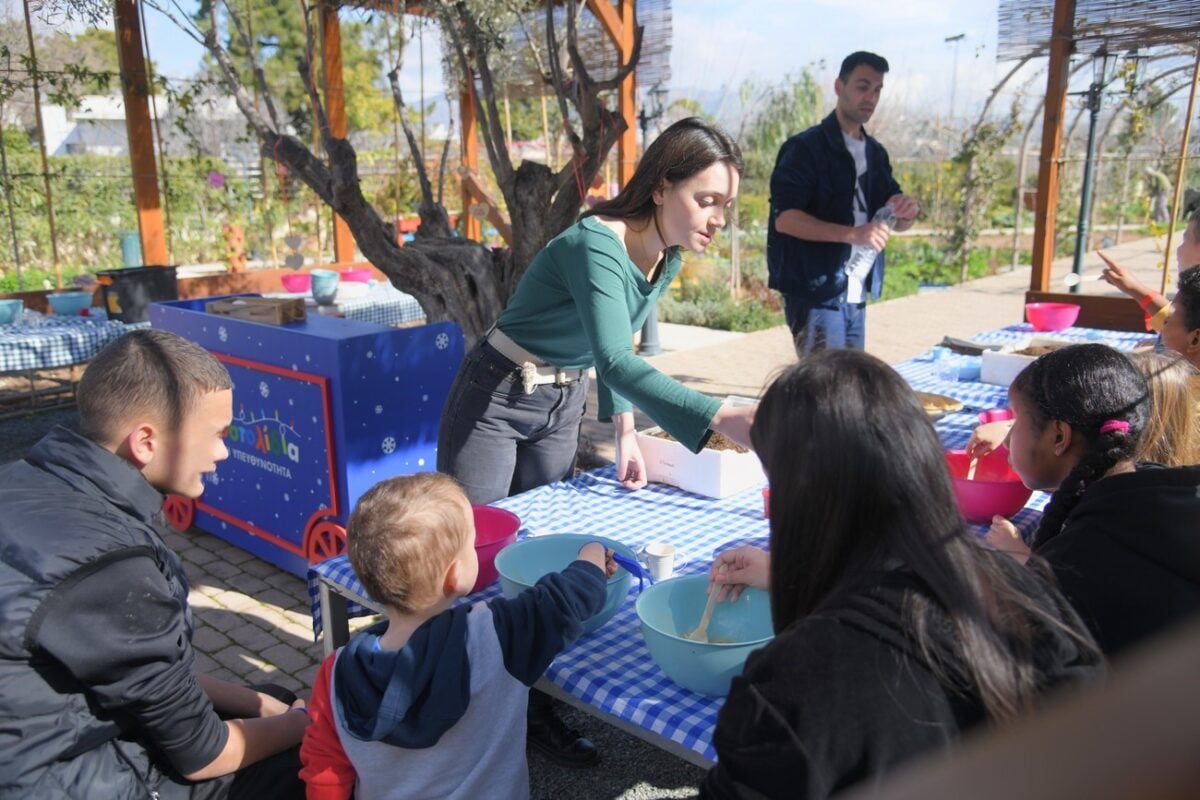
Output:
(1070, 82), (1102, 290)
(22, 0), (61, 287)
(1161, 44), (1200, 295)
(636, 105), (662, 356)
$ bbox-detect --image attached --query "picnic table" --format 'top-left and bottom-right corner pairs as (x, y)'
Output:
(305, 323), (1153, 767)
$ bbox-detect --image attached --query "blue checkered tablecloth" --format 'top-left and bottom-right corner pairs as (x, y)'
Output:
(0, 316), (151, 372)
(335, 282), (425, 326)
(305, 322), (1155, 764)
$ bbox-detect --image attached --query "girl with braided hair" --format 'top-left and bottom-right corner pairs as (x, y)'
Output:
(987, 343), (1200, 657)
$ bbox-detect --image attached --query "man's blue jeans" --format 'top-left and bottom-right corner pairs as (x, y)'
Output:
(782, 294), (867, 355)
(437, 340), (590, 505)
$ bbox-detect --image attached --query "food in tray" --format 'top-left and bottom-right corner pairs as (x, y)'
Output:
(1012, 344), (1062, 357)
(647, 429), (750, 453)
(915, 391), (964, 416)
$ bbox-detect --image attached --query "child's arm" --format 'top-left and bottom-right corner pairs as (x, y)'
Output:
(299, 655), (356, 800)
(488, 544), (609, 685)
(966, 420), (1014, 458)
(1099, 251), (1170, 330)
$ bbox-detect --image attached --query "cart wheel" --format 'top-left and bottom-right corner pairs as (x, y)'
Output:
(163, 495), (195, 531)
(305, 519), (347, 564)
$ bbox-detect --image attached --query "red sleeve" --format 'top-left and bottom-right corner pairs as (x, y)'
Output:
(299, 654), (356, 800)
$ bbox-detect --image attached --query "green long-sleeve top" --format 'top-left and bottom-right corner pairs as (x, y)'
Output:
(496, 216), (721, 453)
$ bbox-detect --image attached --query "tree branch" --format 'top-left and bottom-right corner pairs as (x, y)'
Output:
(220, 0), (283, 131)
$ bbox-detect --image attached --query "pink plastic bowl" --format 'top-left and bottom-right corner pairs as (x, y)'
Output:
(472, 505), (520, 593)
(1025, 302), (1080, 332)
(945, 448), (1033, 524)
(280, 273), (311, 292)
(977, 407), (1015, 424)
(339, 267), (374, 283)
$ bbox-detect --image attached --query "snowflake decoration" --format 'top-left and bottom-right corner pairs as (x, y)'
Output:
(435, 333), (450, 350)
(259, 381), (270, 398)
(366, 350), (374, 359)
(374, 404), (383, 415)
(417, 458), (425, 467)
(382, 436), (397, 454)
(305, 354), (311, 362)
(291, 364), (298, 372)
(421, 394), (428, 402)
(218, 326), (228, 342)
(209, 473), (220, 486)
(283, 492), (290, 502)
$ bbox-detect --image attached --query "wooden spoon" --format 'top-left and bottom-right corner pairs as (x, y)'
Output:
(684, 566), (726, 642)
(966, 456), (979, 481)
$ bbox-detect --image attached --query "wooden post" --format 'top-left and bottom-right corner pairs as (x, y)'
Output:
(1029, 0), (1076, 293)
(320, 3), (355, 264)
(114, 0), (168, 267)
(587, 0), (638, 188)
(460, 73), (481, 242)
(1161, 45), (1200, 294)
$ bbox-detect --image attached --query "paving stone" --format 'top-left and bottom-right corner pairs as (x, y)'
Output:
(192, 651), (221, 676)
(193, 602), (241, 630)
(191, 626), (232, 655)
(238, 558), (281, 579)
(214, 590), (261, 614)
(293, 663), (319, 688)
(187, 589), (221, 610)
(204, 559), (242, 580)
(259, 642), (312, 674)
(247, 607), (293, 633)
(257, 587), (302, 612)
(212, 645), (266, 677)
(226, 622), (280, 652)
(265, 571), (305, 593)
(212, 544), (257, 565)
(224, 572), (270, 597)
(259, 672), (303, 694)
(161, 530), (191, 551)
(206, 666), (240, 684)
(181, 546), (219, 567)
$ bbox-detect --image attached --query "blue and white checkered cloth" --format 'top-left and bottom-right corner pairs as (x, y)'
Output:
(0, 316), (150, 372)
(305, 322), (1154, 764)
(335, 283), (425, 326)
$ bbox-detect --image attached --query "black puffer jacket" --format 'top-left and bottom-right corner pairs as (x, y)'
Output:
(700, 556), (1103, 799)
(0, 427), (227, 799)
(1035, 464), (1200, 658)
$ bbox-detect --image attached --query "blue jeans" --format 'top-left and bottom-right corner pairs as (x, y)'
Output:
(437, 340), (590, 505)
(782, 294), (867, 355)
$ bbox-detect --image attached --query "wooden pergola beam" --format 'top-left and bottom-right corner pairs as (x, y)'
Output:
(460, 73), (482, 241)
(1029, 0), (1076, 292)
(587, 0), (637, 187)
(320, 4), (355, 264)
(114, 0), (167, 266)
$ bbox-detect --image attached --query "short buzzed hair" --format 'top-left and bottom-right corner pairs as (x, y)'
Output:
(347, 473), (472, 615)
(78, 329), (232, 445)
(839, 51), (890, 81)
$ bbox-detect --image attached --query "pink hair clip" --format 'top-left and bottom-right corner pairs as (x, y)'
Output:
(1099, 419), (1130, 435)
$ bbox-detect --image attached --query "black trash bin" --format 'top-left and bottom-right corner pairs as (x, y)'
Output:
(96, 266), (179, 323)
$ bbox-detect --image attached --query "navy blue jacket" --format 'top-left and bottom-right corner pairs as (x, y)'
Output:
(767, 112), (902, 303)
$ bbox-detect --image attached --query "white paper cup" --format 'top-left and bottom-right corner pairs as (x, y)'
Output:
(640, 543), (676, 581)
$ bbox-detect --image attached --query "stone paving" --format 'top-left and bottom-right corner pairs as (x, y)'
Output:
(3, 234), (1175, 798)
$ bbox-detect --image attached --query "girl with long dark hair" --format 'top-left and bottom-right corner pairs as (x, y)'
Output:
(437, 118), (755, 506)
(987, 344), (1200, 656)
(700, 350), (1102, 799)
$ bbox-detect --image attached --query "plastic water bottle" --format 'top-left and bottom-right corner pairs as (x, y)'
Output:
(845, 205), (897, 276)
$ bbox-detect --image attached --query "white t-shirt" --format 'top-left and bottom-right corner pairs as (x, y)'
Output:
(843, 131), (870, 304)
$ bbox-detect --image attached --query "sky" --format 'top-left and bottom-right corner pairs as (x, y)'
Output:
(118, 1), (1006, 125)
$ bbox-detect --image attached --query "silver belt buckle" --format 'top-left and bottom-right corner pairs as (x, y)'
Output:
(520, 362), (538, 395)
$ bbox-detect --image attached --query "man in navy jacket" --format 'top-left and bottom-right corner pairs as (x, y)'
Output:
(767, 51), (920, 354)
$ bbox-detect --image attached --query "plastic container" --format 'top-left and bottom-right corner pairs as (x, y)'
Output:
(310, 269), (340, 305)
(945, 448), (1033, 524)
(471, 505), (520, 594)
(1025, 302), (1080, 332)
(95, 266), (178, 322)
(118, 231), (143, 268)
(494, 533), (636, 634)
(845, 205), (897, 277)
(280, 273), (311, 293)
(635, 575), (774, 697)
(978, 408), (1015, 424)
(0, 298), (23, 325)
(46, 291), (94, 316)
(339, 267), (374, 283)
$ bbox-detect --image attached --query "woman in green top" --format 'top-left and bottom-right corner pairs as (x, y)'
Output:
(437, 118), (756, 506)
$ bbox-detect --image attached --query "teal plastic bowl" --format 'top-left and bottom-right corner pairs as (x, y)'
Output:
(0, 298), (22, 325)
(636, 574), (774, 697)
(494, 533), (635, 634)
(46, 291), (93, 315)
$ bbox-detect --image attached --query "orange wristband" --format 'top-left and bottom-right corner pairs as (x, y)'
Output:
(1138, 293), (1160, 312)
